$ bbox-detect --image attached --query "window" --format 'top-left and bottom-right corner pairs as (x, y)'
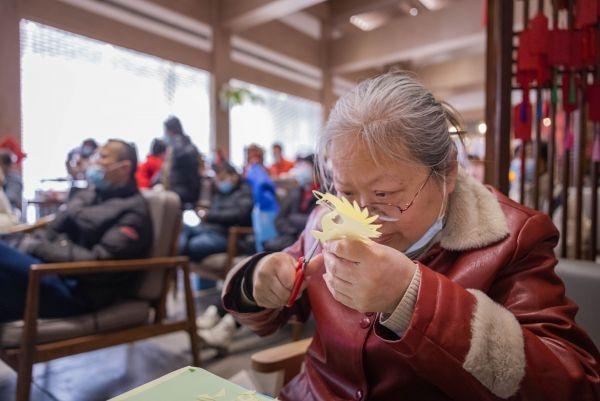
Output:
(20, 20), (210, 200)
(229, 80), (322, 168)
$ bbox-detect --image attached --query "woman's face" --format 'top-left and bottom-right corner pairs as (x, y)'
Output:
(329, 139), (456, 252)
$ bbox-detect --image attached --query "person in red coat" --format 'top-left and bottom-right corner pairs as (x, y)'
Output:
(136, 138), (166, 189)
(222, 72), (600, 401)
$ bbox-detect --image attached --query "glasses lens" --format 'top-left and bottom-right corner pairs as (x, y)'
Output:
(366, 204), (400, 222)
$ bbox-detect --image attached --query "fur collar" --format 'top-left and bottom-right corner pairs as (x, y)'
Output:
(439, 169), (509, 251)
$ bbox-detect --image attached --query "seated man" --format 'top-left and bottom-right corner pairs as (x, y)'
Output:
(0, 139), (153, 323)
(180, 163), (253, 264)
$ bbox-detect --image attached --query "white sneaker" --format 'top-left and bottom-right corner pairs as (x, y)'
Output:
(196, 305), (220, 330)
(198, 314), (237, 352)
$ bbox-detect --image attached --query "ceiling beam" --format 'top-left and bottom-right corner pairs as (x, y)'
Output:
(222, 0), (327, 32)
(331, 0), (484, 73)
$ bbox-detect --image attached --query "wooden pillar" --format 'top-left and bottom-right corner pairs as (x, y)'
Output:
(0, 0), (22, 146)
(320, 17), (334, 124)
(484, 0), (513, 194)
(210, 0), (231, 160)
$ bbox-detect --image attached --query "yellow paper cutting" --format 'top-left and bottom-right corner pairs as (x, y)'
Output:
(311, 191), (382, 244)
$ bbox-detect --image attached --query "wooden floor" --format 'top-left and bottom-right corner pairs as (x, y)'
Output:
(0, 287), (311, 401)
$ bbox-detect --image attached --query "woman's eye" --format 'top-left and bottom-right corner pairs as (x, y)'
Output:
(375, 192), (387, 198)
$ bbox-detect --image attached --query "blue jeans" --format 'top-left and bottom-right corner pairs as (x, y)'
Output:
(179, 226), (228, 262)
(0, 240), (87, 323)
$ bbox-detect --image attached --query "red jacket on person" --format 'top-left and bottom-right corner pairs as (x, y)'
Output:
(223, 170), (600, 401)
(136, 155), (163, 189)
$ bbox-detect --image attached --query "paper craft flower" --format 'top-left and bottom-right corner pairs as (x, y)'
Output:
(311, 191), (382, 244)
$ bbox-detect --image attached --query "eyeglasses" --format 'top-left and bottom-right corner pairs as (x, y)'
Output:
(360, 171), (433, 222)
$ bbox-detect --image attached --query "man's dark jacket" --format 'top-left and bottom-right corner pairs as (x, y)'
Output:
(20, 183), (153, 309)
(203, 181), (253, 235)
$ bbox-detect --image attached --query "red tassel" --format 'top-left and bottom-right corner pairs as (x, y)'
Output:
(514, 101), (533, 142)
(588, 83), (600, 122)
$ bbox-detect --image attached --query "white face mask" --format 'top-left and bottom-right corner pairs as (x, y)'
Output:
(405, 178), (447, 255)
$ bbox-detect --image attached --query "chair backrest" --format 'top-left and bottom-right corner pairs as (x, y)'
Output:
(555, 259), (600, 347)
(135, 190), (181, 301)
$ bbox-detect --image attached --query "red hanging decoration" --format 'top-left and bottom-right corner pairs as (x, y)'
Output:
(513, 98), (533, 142)
(562, 72), (579, 114)
(589, 83), (600, 122)
(575, 0), (599, 29)
(549, 29), (571, 67)
(581, 27), (599, 67)
(569, 30), (585, 70)
(530, 13), (550, 55)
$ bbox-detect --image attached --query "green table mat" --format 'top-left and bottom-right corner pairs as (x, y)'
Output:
(109, 366), (274, 401)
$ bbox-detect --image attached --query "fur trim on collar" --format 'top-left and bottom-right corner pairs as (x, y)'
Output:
(439, 170), (509, 251)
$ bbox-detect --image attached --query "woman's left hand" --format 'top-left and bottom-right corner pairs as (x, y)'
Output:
(322, 238), (417, 314)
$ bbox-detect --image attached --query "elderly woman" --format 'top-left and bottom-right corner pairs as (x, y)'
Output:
(223, 72), (600, 400)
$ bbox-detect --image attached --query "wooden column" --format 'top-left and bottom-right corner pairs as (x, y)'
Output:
(210, 0), (231, 160)
(484, 0), (513, 194)
(0, 0), (22, 146)
(320, 17), (334, 123)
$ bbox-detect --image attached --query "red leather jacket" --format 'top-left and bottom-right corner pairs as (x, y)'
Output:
(223, 172), (600, 401)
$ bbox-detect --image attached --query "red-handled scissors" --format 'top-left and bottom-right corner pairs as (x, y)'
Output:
(286, 240), (320, 308)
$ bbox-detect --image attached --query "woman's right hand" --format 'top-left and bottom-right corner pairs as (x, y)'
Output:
(252, 251), (323, 309)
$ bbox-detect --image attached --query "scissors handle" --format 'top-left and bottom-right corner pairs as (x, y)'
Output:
(286, 256), (306, 308)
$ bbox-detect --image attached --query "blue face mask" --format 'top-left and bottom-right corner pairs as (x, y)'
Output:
(405, 179), (447, 255)
(86, 165), (111, 191)
(217, 181), (234, 194)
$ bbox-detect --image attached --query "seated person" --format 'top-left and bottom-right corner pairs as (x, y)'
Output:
(222, 73), (600, 400)
(180, 163), (253, 263)
(264, 154), (318, 252)
(268, 142), (294, 178)
(136, 138), (166, 188)
(0, 168), (19, 232)
(0, 139), (153, 323)
(0, 149), (23, 211)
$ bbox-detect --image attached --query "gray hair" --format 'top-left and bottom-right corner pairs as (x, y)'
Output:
(317, 71), (463, 191)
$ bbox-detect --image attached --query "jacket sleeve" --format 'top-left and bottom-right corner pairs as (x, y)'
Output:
(30, 209), (151, 263)
(204, 186), (253, 226)
(373, 213), (600, 401)
(222, 229), (312, 337)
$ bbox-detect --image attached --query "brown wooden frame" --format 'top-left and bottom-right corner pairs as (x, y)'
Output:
(193, 225), (254, 282)
(251, 338), (311, 393)
(0, 217), (200, 401)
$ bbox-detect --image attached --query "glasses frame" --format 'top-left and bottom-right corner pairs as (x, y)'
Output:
(363, 171), (433, 220)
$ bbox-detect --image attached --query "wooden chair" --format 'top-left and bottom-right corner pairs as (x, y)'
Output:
(0, 190), (200, 401)
(251, 338), (311, 395)
(190, 226), (254, 282)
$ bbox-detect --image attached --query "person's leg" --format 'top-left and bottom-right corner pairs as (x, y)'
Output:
(0, 240), (86, 322)
(186, 230), (228, 262)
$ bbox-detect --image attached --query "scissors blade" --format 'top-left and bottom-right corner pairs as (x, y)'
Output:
(302, 240), (320, 270)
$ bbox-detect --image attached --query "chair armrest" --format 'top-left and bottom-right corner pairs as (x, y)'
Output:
(4, 214), (55, 234)
(30, 256), (189, 276)
(229, 226), (253, 236)
(251, 338), (311, 384)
